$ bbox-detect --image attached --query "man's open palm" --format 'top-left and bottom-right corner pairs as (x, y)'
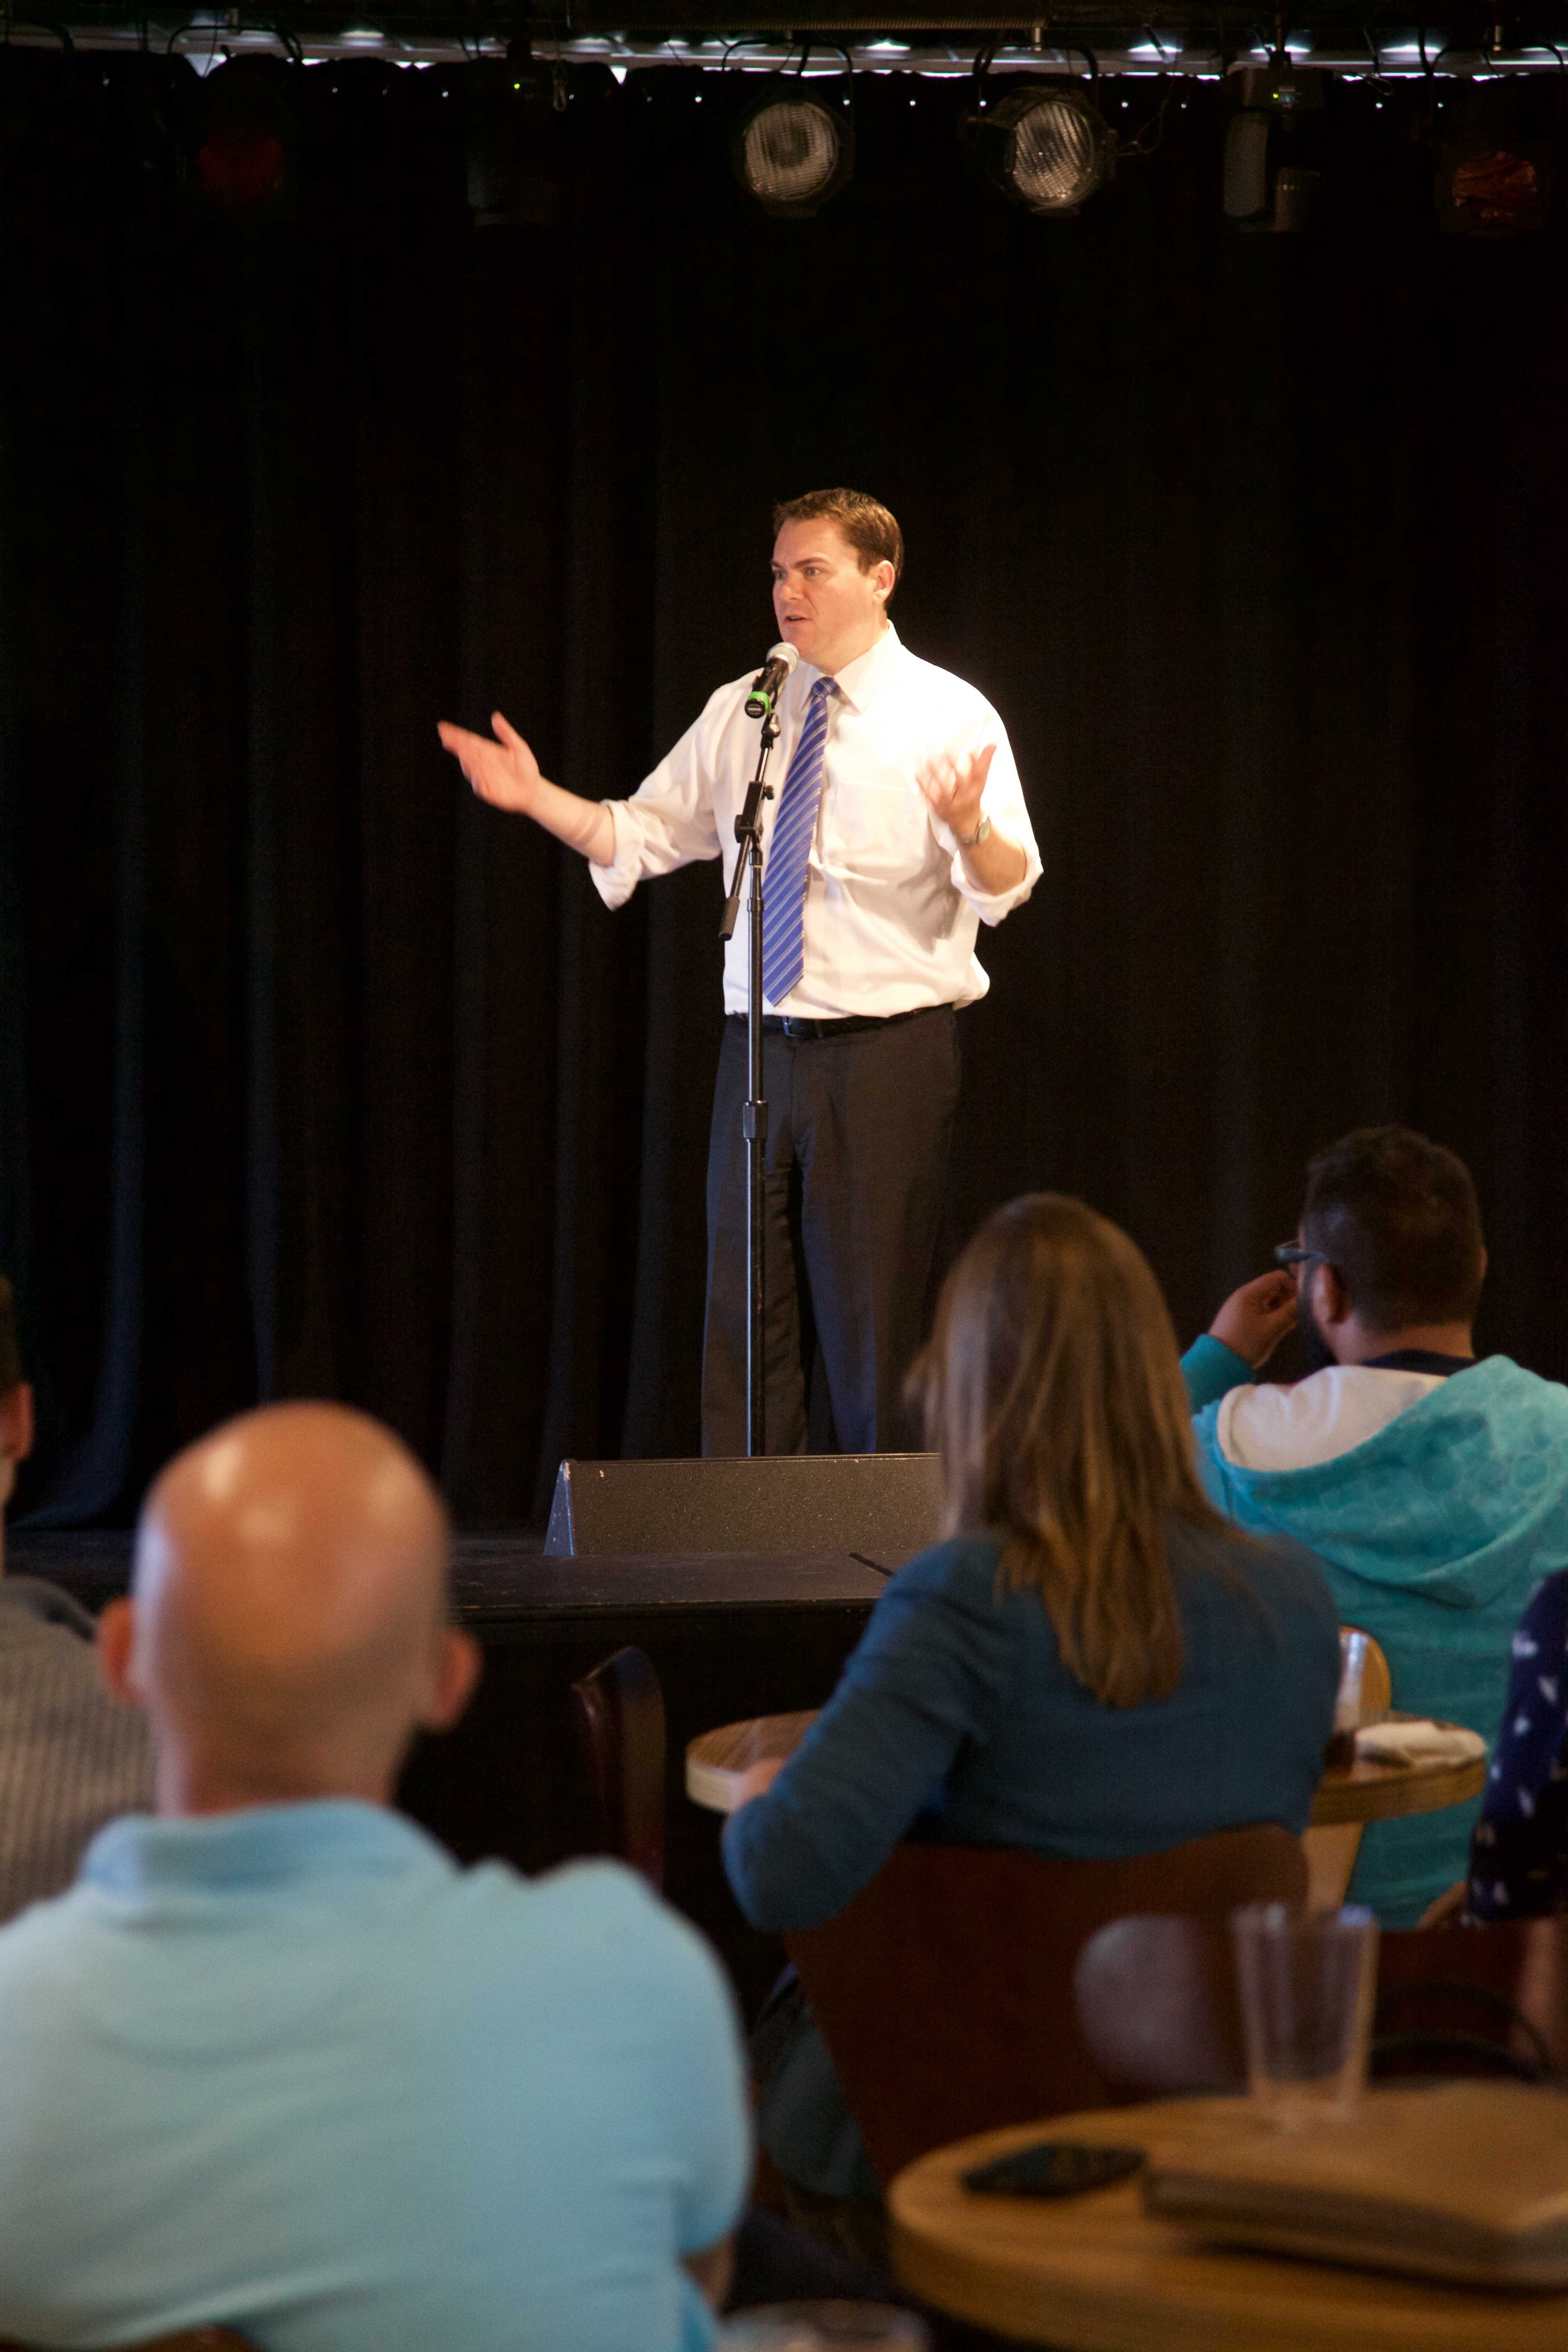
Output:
(437, 712), (542, 815)
(917, 741), (996, 838)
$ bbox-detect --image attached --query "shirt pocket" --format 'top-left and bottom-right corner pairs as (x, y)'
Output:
(818, 756), (941, 887)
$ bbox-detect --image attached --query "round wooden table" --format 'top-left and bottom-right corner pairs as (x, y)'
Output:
(684, 1712), (1488, 1826)
(888, 2098), (1568, 2350)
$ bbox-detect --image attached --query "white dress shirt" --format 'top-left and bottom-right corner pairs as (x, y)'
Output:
(590, 625), (1041, 1019)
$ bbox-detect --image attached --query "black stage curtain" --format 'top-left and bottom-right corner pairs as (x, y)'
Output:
(3, 55), (1566, 1523)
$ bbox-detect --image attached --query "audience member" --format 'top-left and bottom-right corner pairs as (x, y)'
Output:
(724, 1194), (1338, 2213)
(0, 1401), (749, 2352)
(1467, 1569), (1568, 1918)
(1184, 1125), (1568, 1926)
(0, 1273), (152, 1920)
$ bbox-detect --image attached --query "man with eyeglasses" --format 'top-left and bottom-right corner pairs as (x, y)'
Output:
(1178, 1124), (1568, 1930)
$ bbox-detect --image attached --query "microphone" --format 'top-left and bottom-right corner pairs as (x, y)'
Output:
(745, 640), (799, 722)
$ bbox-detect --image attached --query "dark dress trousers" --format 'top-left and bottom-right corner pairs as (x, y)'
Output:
(701, 1006), (960, 1457)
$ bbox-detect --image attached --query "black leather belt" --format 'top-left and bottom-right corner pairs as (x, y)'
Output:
(727, 1005), (950, 1042)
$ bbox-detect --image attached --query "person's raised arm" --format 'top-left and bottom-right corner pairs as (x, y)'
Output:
(1207, 1270), (1299, 1370)
(1181, 1269), (1299, 1412)
(437, 712), (615, 866)
(917, 741), (1030, 896)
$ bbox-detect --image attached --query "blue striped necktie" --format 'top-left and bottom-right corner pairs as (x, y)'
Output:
(761, 676), (836, 1007)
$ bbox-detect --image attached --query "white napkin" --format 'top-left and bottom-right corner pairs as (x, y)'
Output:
(1354, 1719), (1487, 1767)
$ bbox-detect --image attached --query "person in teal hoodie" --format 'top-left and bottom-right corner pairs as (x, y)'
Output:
(1181, 1125), (1568, 1927)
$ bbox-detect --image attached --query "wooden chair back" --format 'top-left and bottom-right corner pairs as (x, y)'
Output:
(0, 2335), (256, 2351)
(1302, 1626), (1393, 1910)
(1075, 1913), (1568, 2103)
(570, 1643), (666, 1888)
(1375, 1917), (1568, 2081)
(783, 1824), (1307, 2183)
(1075, 1913), (1246, 2101)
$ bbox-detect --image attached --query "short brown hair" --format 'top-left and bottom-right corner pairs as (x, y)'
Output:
(0, 1276), (21, 1397)
(771, 488), (903, 590)
(1300, 1126), (1485, 1333)
(907, 1195), (1236, 1710)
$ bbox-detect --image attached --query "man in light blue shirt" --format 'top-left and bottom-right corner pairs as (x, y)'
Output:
(0, 1401), (749, 2352)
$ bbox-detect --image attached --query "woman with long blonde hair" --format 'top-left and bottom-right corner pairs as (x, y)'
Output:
(725, 1195), (1338, 2200)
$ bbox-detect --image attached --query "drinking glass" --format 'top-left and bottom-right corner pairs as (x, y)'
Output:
(1324, 1628), (1371, 1768)
(1231, 1903), (1379, 2129)
(717, 2305), (930, 2350)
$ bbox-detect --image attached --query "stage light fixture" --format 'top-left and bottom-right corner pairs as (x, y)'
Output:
(1437, 131), (1551, 233)
(464, 54), (562, 227)
(969, 86), (1115, 218)
(193, 57), (295, 216)
(1223, 61), (1325, 231)
(731, 96), (854, 217)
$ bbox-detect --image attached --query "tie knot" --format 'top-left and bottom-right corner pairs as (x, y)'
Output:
(811, 677), (836, 701)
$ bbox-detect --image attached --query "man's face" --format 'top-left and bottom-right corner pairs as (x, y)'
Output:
(770, 519), (892, 676)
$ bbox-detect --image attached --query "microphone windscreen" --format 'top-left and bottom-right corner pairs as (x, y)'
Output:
(769, 641), (801, 674)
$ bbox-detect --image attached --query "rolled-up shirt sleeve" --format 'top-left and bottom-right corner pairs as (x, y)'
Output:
(589, 693), (727, 915)
(927, 717), (1041, 926)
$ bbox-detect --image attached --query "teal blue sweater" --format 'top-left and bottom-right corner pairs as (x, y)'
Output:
(722, 1521), (1337, 2199)
(723, 1522), (1338, 1934)
(1183, 1338), (1568, 1926)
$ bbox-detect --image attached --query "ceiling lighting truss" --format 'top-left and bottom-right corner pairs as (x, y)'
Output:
(13, 19), (1568, 80)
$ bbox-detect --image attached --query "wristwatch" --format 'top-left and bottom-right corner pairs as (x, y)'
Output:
(957, 812), (993, 850)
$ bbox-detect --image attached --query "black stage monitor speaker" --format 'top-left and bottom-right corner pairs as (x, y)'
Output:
(544, 1453), (944, 1565)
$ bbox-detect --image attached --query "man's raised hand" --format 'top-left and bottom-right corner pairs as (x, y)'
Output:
(916, 740), (997, 841)
(436, 712), (616, 863)
(436, 711), (544, 816)
(1208, 1269), (1299, 1370)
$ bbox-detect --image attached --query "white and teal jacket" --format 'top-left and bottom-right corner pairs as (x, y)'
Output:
(1183, 1337), (1568, 1926)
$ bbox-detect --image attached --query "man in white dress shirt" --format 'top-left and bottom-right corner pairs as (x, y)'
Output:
(439, 489), (1040, 1455)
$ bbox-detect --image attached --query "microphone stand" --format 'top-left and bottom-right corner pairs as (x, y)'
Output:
(719, 704), (780, 1460)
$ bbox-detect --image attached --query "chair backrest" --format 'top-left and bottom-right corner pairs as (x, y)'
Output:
(1076, 1914), (1568, 2104)
(1347, 1626), (1394, 1717)
(1075, 1914), (1245, 2101)
(1375, 1918), (1568, 2082)
(784, 1825), (1307, 2183)
(0, 2335), (257, 2351)
(570, 1645), (666, 1888)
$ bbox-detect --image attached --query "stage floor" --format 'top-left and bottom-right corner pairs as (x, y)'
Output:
(10, 1529), (885, 2018)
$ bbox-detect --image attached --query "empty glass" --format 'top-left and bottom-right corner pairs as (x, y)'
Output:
(1325, 1628), (1371, 1767)
(717, 2306), (930, 2351)
(1231, 1903), (1380, 2129)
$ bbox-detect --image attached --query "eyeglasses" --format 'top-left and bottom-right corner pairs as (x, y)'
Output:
(1274, 1243), (1326, 1270)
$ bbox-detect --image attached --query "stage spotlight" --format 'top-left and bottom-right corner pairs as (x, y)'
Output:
(1223, 62), (1325, 232)
(732, 98), (854, 218)
(1437, 132), (1551, 233)
(969, 87), (1115, 218)
(194, 57), (294, 216)
(464, 55), (562, 227)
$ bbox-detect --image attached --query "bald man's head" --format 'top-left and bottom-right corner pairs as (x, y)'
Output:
(100, 1403), (480, 1816)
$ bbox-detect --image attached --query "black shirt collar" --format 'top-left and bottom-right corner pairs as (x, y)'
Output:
(1361, 1348), (1477, 1379)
